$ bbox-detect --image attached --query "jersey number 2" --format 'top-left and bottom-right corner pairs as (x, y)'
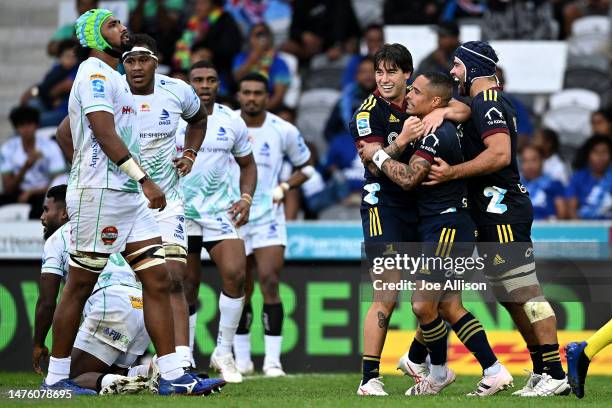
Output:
(484, 186), (508, 214)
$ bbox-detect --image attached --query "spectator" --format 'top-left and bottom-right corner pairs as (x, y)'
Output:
(225, 0), (293, 45)
(341, 24), (384, 88)
(562, 0), (610, 38)
(173, 0), (243, 79)
(520, 144), (566, 220)
(566, 135), (612, 219)
(591, 108), (612, 137)
(46, 0), (98, 57)
(496, 66), (534, 144)
(482, 0), (559, 40)
(417, 22), (460, 76)
(21, 40), (79, 128)
(274, 105), (297, 124)
(233, 23), (290, 110)
(441, 0), (485, 22)
(0, 107), (66, 219)
(282, 0), (360, 62)
(533, 128), (570, 185)
(128, 0), (185, 65)
(383, 0), (442, 25)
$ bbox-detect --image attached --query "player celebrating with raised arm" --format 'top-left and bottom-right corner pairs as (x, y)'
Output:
(44, 9), (214, 395)
(233, 73), (313, 377)
(350, 44), (471, 396)
(359, 72), (513, 397)
(427, 41), (569, 396)
(121, 34), (207, 371)
(177, 60), (257, 383)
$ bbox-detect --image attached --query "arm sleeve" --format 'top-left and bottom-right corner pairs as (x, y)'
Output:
(231, 117), (253, 157)
(78, 72), (115, 115)
(348, 96), (386, 146)
(472, 95), (510, 140)
(180, 81), (201, 120)
(41, 234), (67, 277)
(284, 123), (311, 167)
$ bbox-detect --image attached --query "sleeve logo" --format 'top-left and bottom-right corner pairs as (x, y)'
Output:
(91, 77), (106, 98)
(356, 112), (371, 136)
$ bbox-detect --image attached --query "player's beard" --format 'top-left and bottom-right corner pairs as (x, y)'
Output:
(119, 32), (135, 52)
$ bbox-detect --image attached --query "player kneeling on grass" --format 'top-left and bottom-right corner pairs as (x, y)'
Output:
(33, 185), (225, 395)
(359, 73), (512, 397)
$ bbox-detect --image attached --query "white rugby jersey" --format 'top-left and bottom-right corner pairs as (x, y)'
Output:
(238, 111), (310, 224)
(68, 57), (139, 193)
(176, 103), (252, 219)
(42, 223), (139, 291)
(131, 74), (201, 201)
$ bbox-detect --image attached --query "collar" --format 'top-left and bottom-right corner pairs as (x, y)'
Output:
(374, 88), (408, 113)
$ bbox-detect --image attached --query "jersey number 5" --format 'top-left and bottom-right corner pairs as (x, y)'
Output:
(484, 186), (508, 214)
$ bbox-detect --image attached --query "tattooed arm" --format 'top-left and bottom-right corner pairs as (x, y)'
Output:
(383, 141), (405, 159)
(380, 154), (431, 191)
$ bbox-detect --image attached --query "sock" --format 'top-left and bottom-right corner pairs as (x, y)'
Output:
(188, 308), (197, 367)
(528, 344), (543, 374)
(430, 364), (448, 382)
(585, 319), (612, 360)
(420, 315), (449, 366)
(234, 334), (252, 364)
(95, 374), (105, 392)
(216, 292), (245, 355)
(484, 360), (502, 377)
(452, 312), (497, 370)
(408, 337), (428, 364)
(362, 355), (380, 384)
(264, 335), (283, 367)
(100, 374), (121, 389)
(263, 303), (283, 336)
(127, 364), (149, 377)
(236, 302), (253, 335)
(45, 356), (71, 385)
(175, 345), (192, 368)
(541, 343), (565, 379)
(157, 352), (185, 380)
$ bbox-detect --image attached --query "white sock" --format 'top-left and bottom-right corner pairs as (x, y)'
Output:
(234, 333), (252, 364)
(264, 335), (282, 367)
(484, 360), (502, 377)
(101, 374), (121, 389)
(175, 345), (192, 368)
(189, 312), (197, 352)
(45, 356), (70, 385)
(430, 364), (448, 383)
(127, 364), (149, 378)
(157, 352), (185, 380)
(216, 293), (244, 355)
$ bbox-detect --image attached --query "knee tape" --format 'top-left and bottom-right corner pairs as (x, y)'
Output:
(125, 244), (165, 271)
(164, 243), (187, 264)
(69, 252), (109, 273)
(523, 297), (555, 323)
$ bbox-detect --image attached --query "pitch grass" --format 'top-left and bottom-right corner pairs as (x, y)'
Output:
(1, 372), (610, 407)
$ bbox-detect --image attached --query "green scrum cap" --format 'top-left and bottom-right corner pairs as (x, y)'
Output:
(75, 8), (114, 51)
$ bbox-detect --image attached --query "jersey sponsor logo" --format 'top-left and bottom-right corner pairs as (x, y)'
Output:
(90, 137), (101, 168)
(160, 79), (175, 86)
(363, 183), (380, 205)
(174, 223), (185, 241)
(484, 107), (506, 126)
(140, 103), (150, 112)
(101, 226), (118, 245)
(356, 112), (371, 136)
(389, 114), (400, 123)
(260, 142), (271, 157)
(102, 327), (130, 347)
(387, 132), (398, 144)
(91, 78), (105, 98)
(159, 108), (171, 125)
(129, 295), (143, 309)
(422, 133), (440, 147)
(217, 126), (228, 141)
(217, 217), (233, 234)
(122, 106), (135, 115)
(267, 223), (279, 239)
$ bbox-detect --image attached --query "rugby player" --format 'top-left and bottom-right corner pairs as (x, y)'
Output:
(349, 43), (471, 396)
(233, 73), (313, 377)
(359, 72), (513, 396)
(176, 60), (257, 383)
(427, 40), (569, 396)
(45, 9), (212, 395)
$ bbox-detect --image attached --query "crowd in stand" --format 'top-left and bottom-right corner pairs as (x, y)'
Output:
(2, 0), (612, 220)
